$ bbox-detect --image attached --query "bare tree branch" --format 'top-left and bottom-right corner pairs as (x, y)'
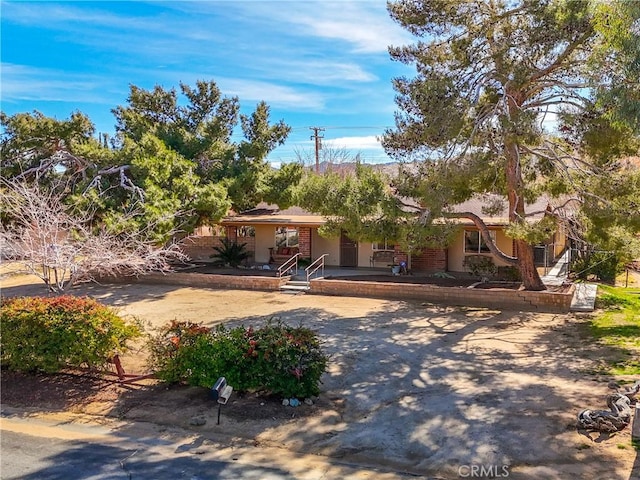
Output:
(1, 179), (186, 293)
(82, 164), (145, 200)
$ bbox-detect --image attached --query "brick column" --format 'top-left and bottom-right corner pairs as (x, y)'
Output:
(433, 248), (448, 270)
(298, 227), (311, 258)
(394, 247), (408, 264)
(226, 226), (237, 242)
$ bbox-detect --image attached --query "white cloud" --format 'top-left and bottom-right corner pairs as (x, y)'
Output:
(269, 61), (378, 85)
(325, 135), (383, 150)
(2, 1), (395, 96)
(224, 2), (410, 54)
(2, 2), (161, 33)
(1, 2), (229, 58)
(0, 63), (114, 104)
(7, 1), (405, 58)
(218, 78), (326, 110)
(309, 17), (406, 54)
(1, 1), (406, 141)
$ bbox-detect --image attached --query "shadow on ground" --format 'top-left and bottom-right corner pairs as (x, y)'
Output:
(1, 278), (636, 479)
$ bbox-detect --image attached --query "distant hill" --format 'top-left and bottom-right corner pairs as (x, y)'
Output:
(305, 155), (640, 177)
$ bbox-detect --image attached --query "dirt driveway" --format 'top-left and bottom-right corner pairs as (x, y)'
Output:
(1, 274), (637, 479)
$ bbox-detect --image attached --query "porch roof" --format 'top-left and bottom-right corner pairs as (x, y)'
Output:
(220, 204), (325, 227)
(222, 214), (325, 227)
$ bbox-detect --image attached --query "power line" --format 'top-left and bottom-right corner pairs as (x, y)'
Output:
(230, 125), (394, 139)
(314, 125), (393, 130)
(286, 125), (393, 131)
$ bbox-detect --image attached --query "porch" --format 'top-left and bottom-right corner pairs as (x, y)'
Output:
(216, 205), (448, 272)
(180, 262), (396, 280)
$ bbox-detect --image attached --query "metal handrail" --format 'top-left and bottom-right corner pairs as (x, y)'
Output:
(277, 253), (301, 277)
(305, 254), (328, 283)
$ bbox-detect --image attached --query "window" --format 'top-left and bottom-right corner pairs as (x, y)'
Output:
(275, 227), (298, 248)
(237, 226), (255, 238)
(372, 239), (395, 251)
(464, 230), (496, 254)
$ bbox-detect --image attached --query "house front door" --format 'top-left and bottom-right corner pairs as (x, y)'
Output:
(340, 232), (358, 267)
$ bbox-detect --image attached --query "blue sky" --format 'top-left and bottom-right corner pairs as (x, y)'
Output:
(1, 0), (415, 165)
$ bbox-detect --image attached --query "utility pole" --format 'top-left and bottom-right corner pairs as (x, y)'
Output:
(310, 127), (325, 173)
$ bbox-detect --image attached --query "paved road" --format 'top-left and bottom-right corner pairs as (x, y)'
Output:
(2, 429), (301, 480)
(1, 411), (411, 480)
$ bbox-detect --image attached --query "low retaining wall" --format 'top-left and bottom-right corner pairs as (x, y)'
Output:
(100, 272), (289, 291)
(100, 272), (574, 312)
(310, 279), (575, 313)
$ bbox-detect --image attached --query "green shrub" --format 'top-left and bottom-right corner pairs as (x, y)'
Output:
(463, 255), (497, 278)
(297, 257), (313, 268)
(0, 296), (142, 373)
(571, 250), (618, 282)
(495, 266), (522, 282)
(210, 238), (252, 267)
(148, 319), (328, 398)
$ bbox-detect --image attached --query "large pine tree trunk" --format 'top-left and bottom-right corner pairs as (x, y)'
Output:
(505, 125), (546, 291)
(515, 239), (546, 291)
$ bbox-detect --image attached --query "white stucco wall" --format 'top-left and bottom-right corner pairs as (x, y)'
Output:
(310, 232), (381, 268)
(253, 225), (276, 263)
(311, 229), (340, 266)
(358, 242), (378, 267)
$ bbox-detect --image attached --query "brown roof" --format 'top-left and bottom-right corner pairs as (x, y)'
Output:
(221, 203), (325, 227)
(221, 194), (572, 228)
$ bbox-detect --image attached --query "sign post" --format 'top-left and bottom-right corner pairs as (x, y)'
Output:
(211, 377), (233, 425)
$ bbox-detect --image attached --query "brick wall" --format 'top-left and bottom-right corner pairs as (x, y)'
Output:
(178, 234), (256, 262)
(99, 271), (574, 313)
(102, 271), (288, 291)
(411, 248), (448, 271)
(226, 226), (237, 242)
(310, 279), (574, 313)
(391, 247), (447, 272)
(299, 227), (311, 257)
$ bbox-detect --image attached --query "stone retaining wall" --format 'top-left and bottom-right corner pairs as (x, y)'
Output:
(310, 279), (575, 313)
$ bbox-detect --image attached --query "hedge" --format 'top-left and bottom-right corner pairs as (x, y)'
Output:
(1, 296), (142, 373)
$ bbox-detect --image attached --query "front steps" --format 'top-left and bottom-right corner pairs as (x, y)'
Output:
(280, 275), (310, 293)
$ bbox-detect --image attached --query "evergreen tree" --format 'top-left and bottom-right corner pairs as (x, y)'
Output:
(383, 0), (640, 290)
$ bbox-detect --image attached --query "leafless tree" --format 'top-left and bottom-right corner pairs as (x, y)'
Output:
(1, 179), (187, 292)
(294, 145), (362, 173)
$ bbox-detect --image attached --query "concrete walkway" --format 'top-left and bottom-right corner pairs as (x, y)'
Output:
(570, 283), (599, 312)
(540, 250), (570, 286)
(540, 250), (597, 312)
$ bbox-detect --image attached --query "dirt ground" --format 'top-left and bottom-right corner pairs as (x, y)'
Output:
(1, 271), (638, 479)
